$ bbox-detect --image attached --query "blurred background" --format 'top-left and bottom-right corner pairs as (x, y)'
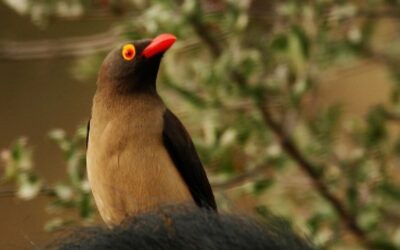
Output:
(1, 0), (400, 249)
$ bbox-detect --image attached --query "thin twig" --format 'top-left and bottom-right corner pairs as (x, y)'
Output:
(0, 28), (121, 60)
(212, 164), (271, 190)
(383, 111), (400, 122)
(358, 9), (400, 19)
(0, 188), (18, 198)
(186, 15), (223, 58)
(0, 186), (52, 198)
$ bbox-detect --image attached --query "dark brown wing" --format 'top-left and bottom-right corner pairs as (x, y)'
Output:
(86, 119), (90, 148)
(162, 109), (217, 210)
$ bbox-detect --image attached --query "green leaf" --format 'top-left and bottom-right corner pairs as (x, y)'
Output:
(44, 218), (73, 232)
(252, 178), (274, 195)
(307, 213), (326, 235)
(346, 185), (358, 213)
(255, 205), (273, 219)
(378, 183), (400, 201)
(291, 25), (310, 59)
(370, 240), (398, 250)
(364, 107), (387, 148)
(79, 192), (93, 219)
(271, 34), (288, 52)
(17, 175), (42, 200)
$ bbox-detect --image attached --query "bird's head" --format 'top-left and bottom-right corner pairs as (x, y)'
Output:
(97, 33), (176, 94)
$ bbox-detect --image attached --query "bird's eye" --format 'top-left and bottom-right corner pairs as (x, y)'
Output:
(122, 44), (136, 61)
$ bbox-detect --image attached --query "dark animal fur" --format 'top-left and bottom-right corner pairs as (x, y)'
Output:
(53, 206), (315, 250)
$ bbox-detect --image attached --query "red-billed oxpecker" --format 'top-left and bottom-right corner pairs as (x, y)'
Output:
(86, 34), (217, 225)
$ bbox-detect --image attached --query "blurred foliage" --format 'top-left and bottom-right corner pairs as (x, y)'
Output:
(2, 0), (400, 249)
(1, 128), (95, 232)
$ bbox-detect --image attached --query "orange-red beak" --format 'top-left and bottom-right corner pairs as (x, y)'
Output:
(142, 34), (177, 58)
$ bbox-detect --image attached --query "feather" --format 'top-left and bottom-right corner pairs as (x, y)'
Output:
(162, 109), (217, 210)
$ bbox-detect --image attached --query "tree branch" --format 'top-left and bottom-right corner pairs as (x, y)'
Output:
(0, 188), (18, 198)
(383, 111), (400, 122)
(257, 101), (373, 247)
(211, 164), (271, 190)
(0, 186), (52, 199)
(0, 28), (121, 60)
(187, 8), (376, 249)
(186, 14), (223, 58)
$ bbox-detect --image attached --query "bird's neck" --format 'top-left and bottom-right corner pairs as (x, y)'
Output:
(121, 79), (157, 95)
(93, 88), (163, 116)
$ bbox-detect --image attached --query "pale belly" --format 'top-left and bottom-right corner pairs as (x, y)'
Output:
(87, 122), (193, 225)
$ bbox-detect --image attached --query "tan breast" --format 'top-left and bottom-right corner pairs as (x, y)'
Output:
(87, 92), (193, 225)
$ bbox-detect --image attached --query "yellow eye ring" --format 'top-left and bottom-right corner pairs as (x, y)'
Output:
(122, 44), (136, 61)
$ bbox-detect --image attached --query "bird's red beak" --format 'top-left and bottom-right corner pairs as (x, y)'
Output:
(142, 33), (177, 58)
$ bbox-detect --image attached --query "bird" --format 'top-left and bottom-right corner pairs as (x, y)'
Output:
(86, 33), (217, 225)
